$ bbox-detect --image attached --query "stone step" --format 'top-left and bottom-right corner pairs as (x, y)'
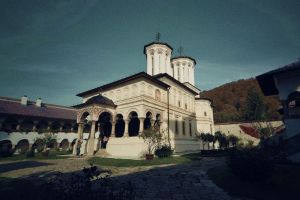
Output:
(95, 149), (110, 157)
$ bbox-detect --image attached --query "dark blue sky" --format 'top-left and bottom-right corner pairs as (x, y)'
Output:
(0, 0), (299, 106)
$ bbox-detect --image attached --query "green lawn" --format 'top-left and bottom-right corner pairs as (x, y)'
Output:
(0, 151), (71, 162)
(207, 164), (300, 200)
(89, 156), (192, 167)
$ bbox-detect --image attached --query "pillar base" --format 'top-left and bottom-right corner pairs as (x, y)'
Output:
(87, 139), (95, 156)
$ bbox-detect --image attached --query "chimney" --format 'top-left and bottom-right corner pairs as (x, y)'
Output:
(21, 95), (28, 105)
(36, 98), (42, 107)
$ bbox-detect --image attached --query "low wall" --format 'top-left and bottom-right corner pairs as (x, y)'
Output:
(0, 131), (77, 146)
(106, 137), (146, 158)
(172, 138), (201, 152)
(214, 120), (284, 145)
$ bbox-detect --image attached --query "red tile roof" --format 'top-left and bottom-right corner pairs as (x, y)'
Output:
(0, 96), (76, 121)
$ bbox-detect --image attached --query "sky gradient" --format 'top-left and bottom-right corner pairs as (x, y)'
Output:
(0, 0), (300, 106)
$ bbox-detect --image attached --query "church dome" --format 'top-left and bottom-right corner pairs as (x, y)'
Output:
(73, 94), (116, 108)
(85, 95), (115, 107)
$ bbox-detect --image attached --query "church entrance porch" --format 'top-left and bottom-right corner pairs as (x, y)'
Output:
(96, 112), (112, 150)
(73, 95), (117, 156)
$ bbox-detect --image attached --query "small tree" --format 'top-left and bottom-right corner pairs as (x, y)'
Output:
(206, 133), (215, 150)
(227, 135), (239, 147)
(35, 133), (57, 151)
(215, 131), (229, 149)
(139, 127), (163, 156)
(197, 133), (214, 150)
(197, 133), (207, 149)
(243, 88), (266, 121)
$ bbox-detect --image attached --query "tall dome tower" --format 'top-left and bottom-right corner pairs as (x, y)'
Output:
(171, 56), (196, 86)
(144, 41), (173, 76)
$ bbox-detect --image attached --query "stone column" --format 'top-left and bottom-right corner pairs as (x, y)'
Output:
(87, 121), (96, 156)
(73, 122), (84, 155)
(191, 66), (195, 85)
(124, 119), (129, 137)
(180, 65), (184, 82)
(70, 123), (75, 132)
(160, 50), (166, 73)
(59, 122), (64, 132)
(29, 143), (33, 151)
(154, 50), (159, 75)
(184, 64), (188, 82)
(68, 142), (72, 151)
(147, 52), (153, 75)
(178, 118), (182, 137)
(47, 121), (52, 131)
(111, 121), (116, 137)
(174, 64), (178, 80)
(16, 119), (23, 131)
(32, 121), (38, 132)
(139, 117), (145, 134)
(166, 52), (171, 75)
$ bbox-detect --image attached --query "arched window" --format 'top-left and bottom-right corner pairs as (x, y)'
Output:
(155, 89), (161, 101)
(98, 112), (112, 137)
(204, 112), (207, 117)
(128, 111), (140, 137)
(115, 114), (125, 137)
(144, 112), (152, 130)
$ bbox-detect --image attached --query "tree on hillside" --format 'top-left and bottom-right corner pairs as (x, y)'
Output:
(202, 78), (281, 123)
(243, 88), (266, 121)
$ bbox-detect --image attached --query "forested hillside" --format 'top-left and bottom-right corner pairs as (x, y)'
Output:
(201, 78), (281, 123)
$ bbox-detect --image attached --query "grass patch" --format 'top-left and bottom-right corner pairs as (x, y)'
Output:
(89, 156), (192, 167)
(0, 151), (71, 162)
(207, 164), (300, 200)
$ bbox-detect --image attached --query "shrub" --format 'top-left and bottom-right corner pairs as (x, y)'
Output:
(154, 145), (173, 158)
(26, 148), (35, 158)
(139, 127), (163, 155)
(228, 147), (273, 182)
(40, 165), (135, 200)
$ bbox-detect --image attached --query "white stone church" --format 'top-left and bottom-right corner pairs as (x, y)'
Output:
(73, 41), (214, 157)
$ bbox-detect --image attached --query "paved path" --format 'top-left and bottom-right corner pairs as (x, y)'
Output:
(0, 157), (235, 200)
(112, 158), (233, 200)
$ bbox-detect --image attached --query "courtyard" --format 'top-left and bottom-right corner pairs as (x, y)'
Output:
(0, 154), (231, 200)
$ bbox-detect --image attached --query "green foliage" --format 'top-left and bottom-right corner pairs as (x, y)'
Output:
(154, 145), (173, 158)
(197, 132), (212, 149)
(227, 135), (239, 146)
(1, 166), (135, 200)
(214, 131), (229, 149)
(139, 127), (163, 155)
(243, 88), (266, 121)
(228, 147), (274, 182)
(89, 156), (191, 167)
(202, 78), (281, 123)
(26, 148), (35, 158)
(34, 133), (57, 150)
(252, 122), (275, 141)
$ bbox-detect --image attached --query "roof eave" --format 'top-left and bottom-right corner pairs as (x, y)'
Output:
(256, 74), (279, 96)
(77, 72), (170, 97)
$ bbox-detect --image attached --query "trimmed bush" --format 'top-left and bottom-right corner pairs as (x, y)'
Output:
(154, 145), (173, 158)
(228, 147), (273, 182)
(26, 149), (35, 158)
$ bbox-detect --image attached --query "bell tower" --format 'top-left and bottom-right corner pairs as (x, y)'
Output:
(144, 33), (173, 76)
(171, 46), (196, 86)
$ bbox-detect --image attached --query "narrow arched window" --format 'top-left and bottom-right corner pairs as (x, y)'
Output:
(155, 89), (161, 101)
